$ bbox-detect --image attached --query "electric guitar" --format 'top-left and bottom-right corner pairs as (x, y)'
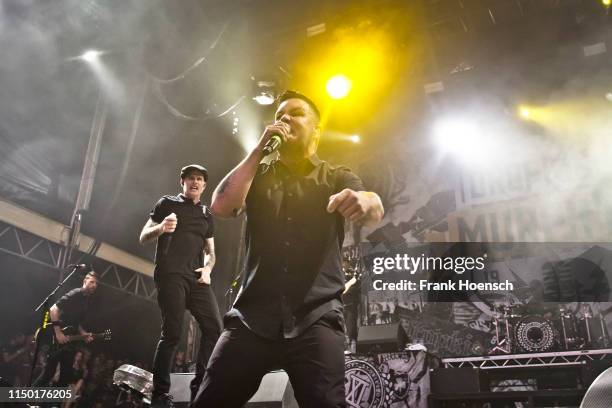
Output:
(34, 325), (111, 358)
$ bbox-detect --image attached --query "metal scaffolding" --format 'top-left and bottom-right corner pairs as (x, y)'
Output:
(0, 220), (156, 302)
(442, 348), (612, 369)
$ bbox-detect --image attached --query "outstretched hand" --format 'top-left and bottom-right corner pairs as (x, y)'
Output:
(327, 189), (368, 223)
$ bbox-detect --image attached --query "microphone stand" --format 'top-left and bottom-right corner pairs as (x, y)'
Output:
(28, 264), (82, 386)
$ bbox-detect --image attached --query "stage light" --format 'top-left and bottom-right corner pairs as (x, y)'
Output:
(434, 119), (479, 152)
(306, 23), (326, 37)
(80, 50), (103, 63)
(519, 106), (531, 119)
(606, 92), (612, 102)
(603, 0), (611, 7)
(326, 74), (352, 99)
(73, 49), (124, 103)
(290, 20), (401, 128)
(350, 134), (361, 143)
(253, 93), (275, 105)
(433, 118), (497, 166)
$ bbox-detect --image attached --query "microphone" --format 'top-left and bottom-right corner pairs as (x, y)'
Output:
(262, 134), (282, 156)
(162, 213), (177, 256)
(163, 235), (173, 256)
(68, 264), (87, 269)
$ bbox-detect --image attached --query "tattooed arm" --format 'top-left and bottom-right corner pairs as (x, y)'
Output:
(210, 152), (260, 218)
(203, 237), (216, 270)
(139, 214), (177, 244)
(196, 238), (216, 284)
(211, 120), (290, 218)
(139, 219), (163, 244)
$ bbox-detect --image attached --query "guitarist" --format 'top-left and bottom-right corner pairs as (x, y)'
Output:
(32, 271), (98, 387)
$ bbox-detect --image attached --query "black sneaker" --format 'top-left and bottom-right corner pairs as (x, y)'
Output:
(151, 393), (174, 408)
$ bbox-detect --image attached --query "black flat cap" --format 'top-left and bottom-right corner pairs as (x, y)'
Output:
(180, 164), (208, 181)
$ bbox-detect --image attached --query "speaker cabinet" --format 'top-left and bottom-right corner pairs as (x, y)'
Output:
(170, 371), (298, 407)
(430, 368), (481, 394)
(246, 370), (298, 408)
(357, 323), (407, 353)
(169, 373), (194, 406)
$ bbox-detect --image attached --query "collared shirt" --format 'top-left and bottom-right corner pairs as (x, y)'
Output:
(56, 288), (92, 328)
(150, 194), (214, 278)
(226, 155), (365, 339)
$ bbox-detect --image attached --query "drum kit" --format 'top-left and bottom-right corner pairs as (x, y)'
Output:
(489, 303), (610, 354)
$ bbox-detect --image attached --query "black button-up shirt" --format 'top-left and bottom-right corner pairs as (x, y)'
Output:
(56, 288), (92, 328)
(150, 194), (214, 278)
(226, 155), (365, 339)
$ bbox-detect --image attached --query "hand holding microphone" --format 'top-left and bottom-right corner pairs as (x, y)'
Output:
(161, 213), (177, 256)
(263, 135), (282, 155)
(160, 212), (177, 234)
(259, 121), (290, 156)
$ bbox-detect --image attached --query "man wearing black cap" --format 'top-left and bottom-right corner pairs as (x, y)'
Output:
(140, 164), (222, 407)
(193, 91), (384, 408)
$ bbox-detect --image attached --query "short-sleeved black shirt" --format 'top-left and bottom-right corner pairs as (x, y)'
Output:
(226, 155), (365, 339)
(149, 194), (214, 278)
(56, 288), (92, 328)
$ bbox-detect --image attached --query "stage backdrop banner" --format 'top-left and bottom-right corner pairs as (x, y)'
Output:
(344, 351), (439, 408)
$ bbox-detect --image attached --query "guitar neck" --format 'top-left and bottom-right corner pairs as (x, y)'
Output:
(64, 333), (104, 343)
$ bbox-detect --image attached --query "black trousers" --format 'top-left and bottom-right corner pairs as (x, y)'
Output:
(192, 312), (346, 408)
(32, 347), (75, 387)
(343, 304), (359, 342)
(153, 274), (222, 398)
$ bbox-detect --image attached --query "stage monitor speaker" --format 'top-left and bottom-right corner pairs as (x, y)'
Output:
(170, 371), (298, 407)
(430, 368), (481, 394)
(169, 372), (194, 406)
(246, 370), (298, 408)
(580, 366), (612, 408)
(357, 323), (407, 353)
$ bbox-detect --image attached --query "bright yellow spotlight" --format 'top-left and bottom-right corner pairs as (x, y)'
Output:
(326, 74), (352, 99)
(350, 134), (361, 143)
(519, 106), (531, 119)
(603, 0), (611, 7)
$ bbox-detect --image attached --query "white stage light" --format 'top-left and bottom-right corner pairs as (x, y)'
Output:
(434, 118), (496, 166)
(81, 50), (103, 63)
(253, 93), (275, 105)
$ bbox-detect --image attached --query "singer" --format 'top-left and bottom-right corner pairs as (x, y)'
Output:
(193, 91), (384, 408)
(139, 164), (222, 407)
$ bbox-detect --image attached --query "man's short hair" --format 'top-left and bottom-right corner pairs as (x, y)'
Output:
(277, 90), (321, 123)
(84, 271), (98, 281)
